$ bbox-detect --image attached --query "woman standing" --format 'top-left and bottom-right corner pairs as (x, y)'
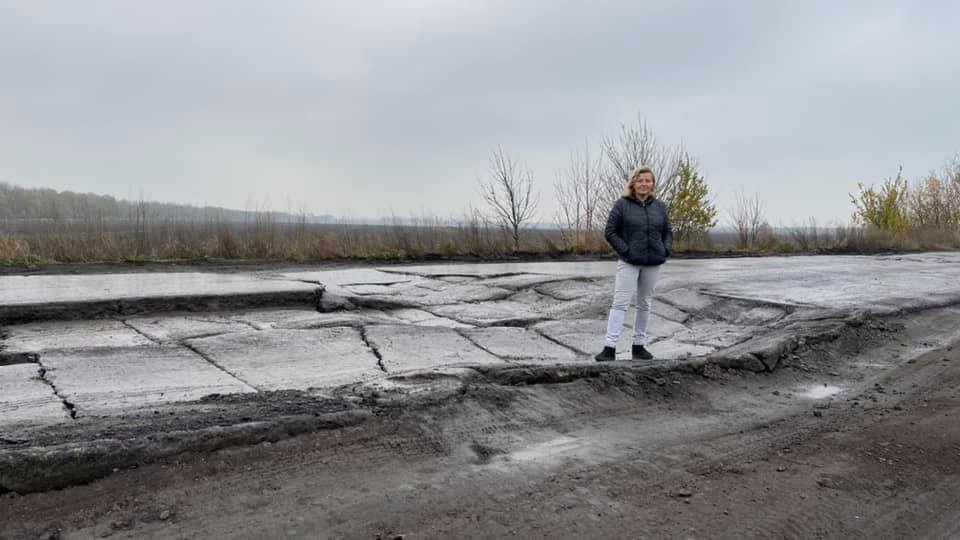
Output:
(595, 166), (672, 362)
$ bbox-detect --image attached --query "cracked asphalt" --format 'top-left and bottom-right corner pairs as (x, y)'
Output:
(2, 253), (960, 538)
(4, 254), (960, 436)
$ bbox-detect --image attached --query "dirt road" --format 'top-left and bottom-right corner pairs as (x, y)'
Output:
(3, 307), (960, 539)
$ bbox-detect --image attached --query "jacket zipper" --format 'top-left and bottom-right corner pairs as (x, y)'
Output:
(644, 200), (650, 262)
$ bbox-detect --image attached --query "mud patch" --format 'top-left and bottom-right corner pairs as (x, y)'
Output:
(469, 442), (506, 465)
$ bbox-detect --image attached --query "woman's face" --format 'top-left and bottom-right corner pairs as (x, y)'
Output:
(632, 172), (654, 197)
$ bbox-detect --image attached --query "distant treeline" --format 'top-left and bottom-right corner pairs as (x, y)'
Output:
(0, 181), (555, 228)
(0, 181), (333, 223)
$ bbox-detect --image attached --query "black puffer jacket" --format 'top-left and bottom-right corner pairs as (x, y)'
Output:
(604, 195), (673, 266)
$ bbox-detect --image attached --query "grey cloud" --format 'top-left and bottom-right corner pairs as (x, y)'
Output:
(1, 0), (958, 221)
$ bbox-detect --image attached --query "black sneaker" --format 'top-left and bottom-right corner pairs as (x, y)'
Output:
(594, 346), (616, 362)
(632, 344), (653, 360)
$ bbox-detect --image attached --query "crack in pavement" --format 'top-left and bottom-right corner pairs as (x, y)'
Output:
(35, 360), (77, 420)
(378, 268), (540, 279)
(420, 304), (544, 329)
(413, 283), (446, 292)
(177, 331), (234, 342)
(483, 275), (574, 291)
(181, 342), (261, 392)
(339, 280), (413, 288)
(168, 315), (262, 333)
(118, 319), (163, 345)
(655, 296), (700, 315)
(528, 287), (575, 302)
(290, 279), (324, 286)
(359, 326), (388, 374)
(531, 327), (590, 357)
(675, 329), (758, 350)
(454, 328), (513, 362)
(124, 317), (242, 352)
(229, 318), (264, 332)
(697, 289), (815, 310)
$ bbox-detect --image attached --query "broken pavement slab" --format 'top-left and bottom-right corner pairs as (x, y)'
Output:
(231, 308), (399, 330)
(460, 327), (581, 363)
(39, 346), (256, 415)
(384, 308), (472, 328)
(430, 301), (549, 327)
(186, 327), (384, 391)
(678, 320), (761, 349)
(0, 363), (70, 428)
(532, 319), (634, 356)
(3, 320), (155, 354)
(123, 314), (250, 343)
(535, 279), (610, 301)
(475, 274), (575, 290)
(363, 325), (504, 372)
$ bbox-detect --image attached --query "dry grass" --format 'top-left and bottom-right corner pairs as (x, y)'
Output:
(0, 214), (568, 265)
(2, 215), (959, 266)
(710, 225), (960, 254)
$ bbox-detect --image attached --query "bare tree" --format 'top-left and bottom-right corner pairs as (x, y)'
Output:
(943, 153), (960, 226)
(554, 140), (604, 250)
(908, 172), (950, 229)
(788, 216), (820, 251)
(599, 115), (684, 219)
(728, 189), (766, 249)
(481, 146), (540, 252)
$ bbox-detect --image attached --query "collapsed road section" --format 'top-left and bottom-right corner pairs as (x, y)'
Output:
(2, 303), (960, 538)
(1, 253), (960, 498)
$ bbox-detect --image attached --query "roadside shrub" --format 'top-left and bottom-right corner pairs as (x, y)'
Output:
(850, 169), (909, 232)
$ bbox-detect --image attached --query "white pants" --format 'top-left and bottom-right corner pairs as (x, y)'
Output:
(604, 260), (662, 348)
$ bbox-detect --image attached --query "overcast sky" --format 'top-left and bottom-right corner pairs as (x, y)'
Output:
(2, 1), (958, 225)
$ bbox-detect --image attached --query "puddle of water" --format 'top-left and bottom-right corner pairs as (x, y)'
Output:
(799, 384), (846, 399)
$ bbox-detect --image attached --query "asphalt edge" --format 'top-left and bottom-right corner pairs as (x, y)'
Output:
(0, 289), (324, 326)
(0, 410), (369, 494)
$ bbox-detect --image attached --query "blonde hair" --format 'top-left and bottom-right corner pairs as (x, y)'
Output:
(622, 166), (656, 197)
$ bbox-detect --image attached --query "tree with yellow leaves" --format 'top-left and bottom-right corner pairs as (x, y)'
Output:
(668, 156), (717, 247)
(850, 167), (909, 232)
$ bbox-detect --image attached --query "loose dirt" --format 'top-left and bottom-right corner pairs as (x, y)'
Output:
(2, 309), (959, 539)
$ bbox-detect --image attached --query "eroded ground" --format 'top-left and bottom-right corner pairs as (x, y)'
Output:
(2, 254), (960, 538)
